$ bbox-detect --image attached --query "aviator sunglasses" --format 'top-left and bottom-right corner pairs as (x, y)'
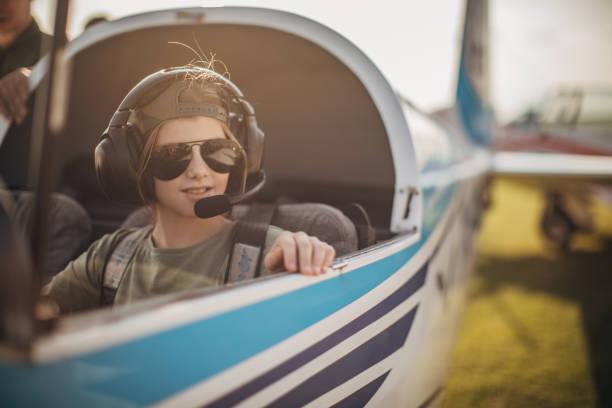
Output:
(149, 138), (243, 180)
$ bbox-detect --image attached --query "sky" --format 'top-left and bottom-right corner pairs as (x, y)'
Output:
(31, 0), (612, 123)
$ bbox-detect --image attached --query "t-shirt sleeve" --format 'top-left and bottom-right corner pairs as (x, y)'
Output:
(259, 225), (283, 276)
(42, 229), (133, 314)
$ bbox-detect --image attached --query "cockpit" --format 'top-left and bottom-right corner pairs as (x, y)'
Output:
(55, 15), (395, 244)
(1, 7), (423, 324)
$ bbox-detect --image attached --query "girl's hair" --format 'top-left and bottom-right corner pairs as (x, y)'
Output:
(134, 75), (245, 204)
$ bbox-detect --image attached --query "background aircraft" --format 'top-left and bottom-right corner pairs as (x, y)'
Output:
(494, 86), (612, 248)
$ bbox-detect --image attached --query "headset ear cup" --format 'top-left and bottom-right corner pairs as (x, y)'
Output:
(244, 115), (264, 174)
(253, 126), (265, 171)
(94, 134), (115, 201)
(94, 125), (145, 205)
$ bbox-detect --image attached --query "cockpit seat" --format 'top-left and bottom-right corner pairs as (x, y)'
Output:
(1, 191), (92, 279)
(122, 203), (358, 256)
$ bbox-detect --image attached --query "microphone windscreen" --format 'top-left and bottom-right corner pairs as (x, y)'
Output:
(194, 195), (231, 219)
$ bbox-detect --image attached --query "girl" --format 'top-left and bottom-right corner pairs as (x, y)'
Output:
(44, 66), (335, 314)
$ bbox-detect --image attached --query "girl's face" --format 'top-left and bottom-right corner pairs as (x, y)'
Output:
(152, 116), (230, 219)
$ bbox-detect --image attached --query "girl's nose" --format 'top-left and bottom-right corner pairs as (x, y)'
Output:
(185, 145), (211, 178)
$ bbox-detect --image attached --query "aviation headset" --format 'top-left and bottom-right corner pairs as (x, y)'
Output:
(95, 66), (265, 214)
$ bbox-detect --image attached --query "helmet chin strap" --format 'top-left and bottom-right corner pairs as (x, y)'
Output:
(194, 171), (266, 219)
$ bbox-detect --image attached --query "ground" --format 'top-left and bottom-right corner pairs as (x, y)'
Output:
(442, 178), (612, 408)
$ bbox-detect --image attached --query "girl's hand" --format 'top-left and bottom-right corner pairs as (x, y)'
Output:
(264, 231), (335, 276)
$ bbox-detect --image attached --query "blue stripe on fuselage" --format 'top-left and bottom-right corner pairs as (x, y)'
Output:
(331, 370), (391, 408)
(205, 261), (428, 407)
(267, 307), (418, 407)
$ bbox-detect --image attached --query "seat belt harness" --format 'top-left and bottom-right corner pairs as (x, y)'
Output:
(225, 203), (276, 283)
(100, 228), (148, 306)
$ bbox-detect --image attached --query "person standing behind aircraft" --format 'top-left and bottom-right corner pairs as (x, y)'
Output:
(0, 0), (51, 189)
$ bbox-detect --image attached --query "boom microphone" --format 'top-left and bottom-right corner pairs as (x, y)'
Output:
(194, 195), (231, 218)
(193, 171), (266, 219)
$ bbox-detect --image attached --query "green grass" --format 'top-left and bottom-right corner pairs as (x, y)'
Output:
(441, 179), (612, 408)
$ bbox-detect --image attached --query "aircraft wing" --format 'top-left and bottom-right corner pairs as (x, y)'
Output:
(492, 151), (612, 181)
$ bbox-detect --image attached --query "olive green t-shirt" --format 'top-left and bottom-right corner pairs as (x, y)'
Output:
(44, 222), (282, 314)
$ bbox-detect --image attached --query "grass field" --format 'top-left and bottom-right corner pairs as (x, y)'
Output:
(441, 179), (612, 408)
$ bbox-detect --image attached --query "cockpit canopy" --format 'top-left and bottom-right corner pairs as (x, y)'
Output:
(48, 7), (420, 239)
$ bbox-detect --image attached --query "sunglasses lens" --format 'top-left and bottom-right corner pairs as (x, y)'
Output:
(150, 143), (191, 180)
(200, 139), (241, 174)
(149, 139), (242, 180)
(150, 158), (190, 180)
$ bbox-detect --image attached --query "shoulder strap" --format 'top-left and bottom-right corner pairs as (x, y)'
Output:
(225, 203), (276, 283)
(100, 228), (148, 306)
